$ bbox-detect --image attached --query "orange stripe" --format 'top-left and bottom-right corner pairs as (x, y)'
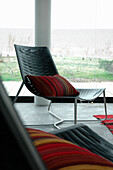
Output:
(33, 138), (73, 147)
(59, 164), (113, 170)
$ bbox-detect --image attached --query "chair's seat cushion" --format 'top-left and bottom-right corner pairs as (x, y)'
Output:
(25, 74), (79, 97)
(27, 128), (113, 170)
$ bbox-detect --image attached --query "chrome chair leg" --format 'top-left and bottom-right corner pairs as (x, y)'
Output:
(74, 98), (77, 124)
(48, 99), (78, 128)
(48, 101), (63, 129)
(103, 90), (107, 121)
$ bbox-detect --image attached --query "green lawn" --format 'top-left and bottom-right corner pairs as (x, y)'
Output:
(1, 56), (113, 82)
(53, 56), (113, 82)
(0, 60), (22, 81)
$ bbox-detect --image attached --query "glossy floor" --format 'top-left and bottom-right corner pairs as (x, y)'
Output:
(15, 102), (113, 144)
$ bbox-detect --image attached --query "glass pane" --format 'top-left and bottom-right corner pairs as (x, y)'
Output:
(0, 0), (34, 96)
(51, 0), (113, 97)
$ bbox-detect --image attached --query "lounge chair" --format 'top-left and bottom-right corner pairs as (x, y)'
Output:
(13, 44), (107, 128)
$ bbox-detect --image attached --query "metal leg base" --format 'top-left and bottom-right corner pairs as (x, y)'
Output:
(48, 94), (108, 129)
(48, 101), (64, 129)
(48, 101), (99, 129)
(26, 91), (108, 129)
(101, 90), (107, 121)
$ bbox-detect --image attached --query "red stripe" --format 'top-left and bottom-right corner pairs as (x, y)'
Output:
(26, 74), (79, 97)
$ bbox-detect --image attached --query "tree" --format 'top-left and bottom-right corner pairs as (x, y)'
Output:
(0, 54), (14, 77)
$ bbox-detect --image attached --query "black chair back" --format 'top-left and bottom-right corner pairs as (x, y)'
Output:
(0, 78), (46, 170)
(14, 44), (59, 83)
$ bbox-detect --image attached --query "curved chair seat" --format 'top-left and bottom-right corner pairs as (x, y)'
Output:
(76, 88), (105, 101)
(13, 44), (107, 128)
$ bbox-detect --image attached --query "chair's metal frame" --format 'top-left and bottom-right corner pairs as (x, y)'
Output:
(13, 44), (108, 129)
(48, 89), (107, 129)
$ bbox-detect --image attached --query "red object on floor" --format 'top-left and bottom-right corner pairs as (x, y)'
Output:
(94, 115), (113, 134)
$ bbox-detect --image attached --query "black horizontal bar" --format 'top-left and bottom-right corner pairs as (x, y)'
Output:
(10, 96), (113, 103)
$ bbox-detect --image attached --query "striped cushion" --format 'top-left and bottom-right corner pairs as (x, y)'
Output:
(27, 128), (113, 170)
(26, 74), (79, 97)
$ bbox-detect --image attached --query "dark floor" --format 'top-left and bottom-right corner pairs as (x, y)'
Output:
(15, 102), (113, 144)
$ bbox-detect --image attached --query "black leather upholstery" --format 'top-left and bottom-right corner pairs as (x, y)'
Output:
(0, 79), (46, 170)
(14, 45), (58, 83)
(52, 123), (113, 163)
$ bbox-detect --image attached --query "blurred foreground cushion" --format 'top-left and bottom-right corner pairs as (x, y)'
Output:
(27, 128), (113, 170)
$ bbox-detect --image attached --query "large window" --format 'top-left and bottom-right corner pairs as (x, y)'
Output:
(51, 0), (113, 97)
(1, 0), (113, 97)
(0, 0), (34, 81)
(0, 0), (34, 95)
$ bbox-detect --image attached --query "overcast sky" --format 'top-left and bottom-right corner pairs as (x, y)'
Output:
(0, 0), (113, 29)
(0, 0), (34, 29)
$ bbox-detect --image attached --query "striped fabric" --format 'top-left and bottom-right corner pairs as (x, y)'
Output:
(26, 74), (79, 97)
(27, 128), (113, 170)
(94, 115), (113, 134)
